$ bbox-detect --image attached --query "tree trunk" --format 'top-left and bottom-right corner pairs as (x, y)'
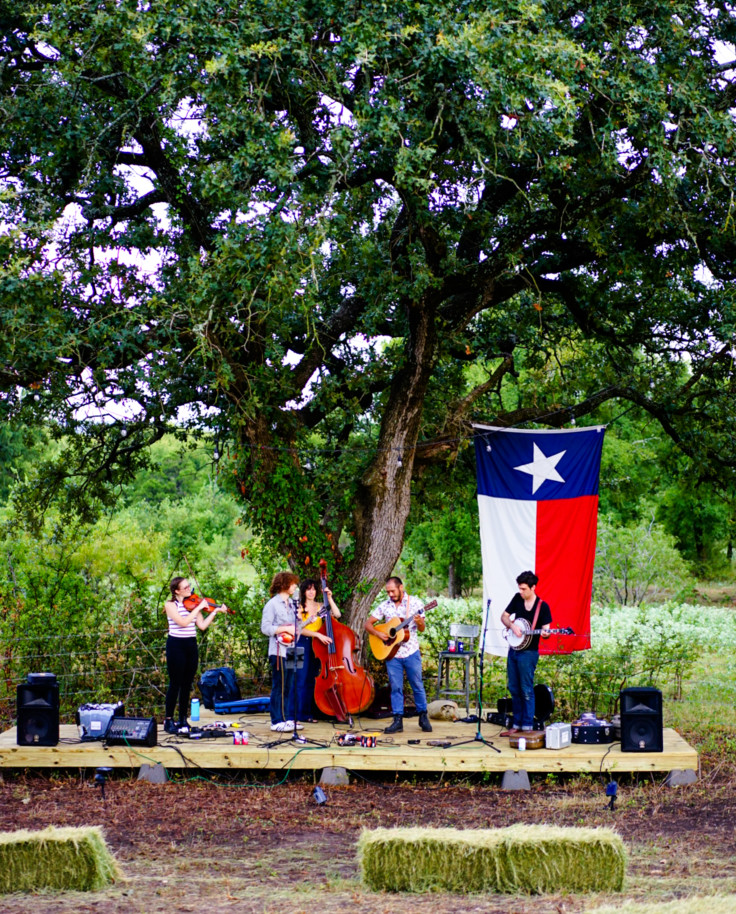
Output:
(448, 563), (460, 599)
(345, 298), (438, 626)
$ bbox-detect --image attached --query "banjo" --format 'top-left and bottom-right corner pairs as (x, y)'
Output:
(503, 616), (575, 651)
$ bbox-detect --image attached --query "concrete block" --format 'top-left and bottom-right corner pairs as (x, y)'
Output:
(319, 766), (350, 786)
(664, 768), (697, 787)
(501, 769), (530, 790)
(137, 763), (168, 784)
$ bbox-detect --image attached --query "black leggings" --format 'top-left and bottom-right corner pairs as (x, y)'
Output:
(165, 636), (199, 723)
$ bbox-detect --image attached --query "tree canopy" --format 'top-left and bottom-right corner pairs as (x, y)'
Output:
(2, 0), (736, 618)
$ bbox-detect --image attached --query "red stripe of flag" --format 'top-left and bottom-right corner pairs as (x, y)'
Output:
(535, 495), (598, 653)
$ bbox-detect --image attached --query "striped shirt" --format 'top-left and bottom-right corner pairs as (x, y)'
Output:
(167, 601), (197, 639)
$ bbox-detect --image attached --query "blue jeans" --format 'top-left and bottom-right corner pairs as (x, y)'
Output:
(294, 636), (317, 720)
(385, 650), (428, 716)
(269, 655), (295, 724)
(507, 649), (539, 730)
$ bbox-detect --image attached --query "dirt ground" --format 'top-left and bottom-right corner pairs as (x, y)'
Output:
(1, 762), (735, 914)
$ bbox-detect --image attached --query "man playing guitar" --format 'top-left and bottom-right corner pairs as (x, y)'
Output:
(364, 577), (433, 734)
(500, 570), (551, 737)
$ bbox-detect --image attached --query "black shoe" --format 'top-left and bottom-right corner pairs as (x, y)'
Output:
(384, 715), (403, 734)
(163, 719), (177, 735)
(418, 712), (433, 732)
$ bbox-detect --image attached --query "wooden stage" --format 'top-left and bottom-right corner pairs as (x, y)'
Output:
(0, 709), (699, 778)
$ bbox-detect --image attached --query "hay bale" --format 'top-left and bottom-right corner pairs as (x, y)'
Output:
(589, 897), (736, 914)
(357, 823), (625, 894)
(0, 825), (121, 894)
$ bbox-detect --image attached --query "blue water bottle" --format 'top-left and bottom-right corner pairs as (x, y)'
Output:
(190, 698), (200, 722)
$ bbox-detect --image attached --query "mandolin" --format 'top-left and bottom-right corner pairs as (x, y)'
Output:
(276, 604), (329, 646)
(368, 600), (438, 662)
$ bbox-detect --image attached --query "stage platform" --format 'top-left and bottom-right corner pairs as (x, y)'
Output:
(0, 709), (699, 777)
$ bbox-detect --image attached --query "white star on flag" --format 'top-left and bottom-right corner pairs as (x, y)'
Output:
(514, 443), (567, 494)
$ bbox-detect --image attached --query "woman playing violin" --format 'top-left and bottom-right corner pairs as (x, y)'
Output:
(163, 577), (228, 735)
(294, 577), (341, 723)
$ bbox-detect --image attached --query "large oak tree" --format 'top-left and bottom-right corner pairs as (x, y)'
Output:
(2, 0), (736, 620)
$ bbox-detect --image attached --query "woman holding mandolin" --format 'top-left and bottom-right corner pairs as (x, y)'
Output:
(163, 577), (229, 735)
(294, 577), (341, 722)
(260, 572), (333, 732)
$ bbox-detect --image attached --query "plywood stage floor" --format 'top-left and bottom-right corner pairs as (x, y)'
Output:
(0, 708), (699, 777)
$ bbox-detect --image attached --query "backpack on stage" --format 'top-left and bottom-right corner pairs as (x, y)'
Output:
(198, 667), (241, 709)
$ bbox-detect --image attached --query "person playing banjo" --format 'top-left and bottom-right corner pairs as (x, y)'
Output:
(500, 570), (551, 737)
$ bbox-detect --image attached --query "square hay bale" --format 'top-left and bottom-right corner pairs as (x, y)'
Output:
(589, 897), (736, 914)
(0, 825), (122, 894)
(357, 823), (626, 894)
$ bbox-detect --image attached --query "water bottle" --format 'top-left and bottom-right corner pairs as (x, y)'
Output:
(190, 698), (200, 722)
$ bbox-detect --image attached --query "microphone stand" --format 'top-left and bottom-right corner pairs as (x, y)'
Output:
(287, 597), (324, 747)
(453, 599), (500, 752)
(290, 597), (306, 744)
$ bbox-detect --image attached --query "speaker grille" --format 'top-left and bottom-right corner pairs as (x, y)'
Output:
(620, 687), (663, 752)
(17, 708), (59, 746)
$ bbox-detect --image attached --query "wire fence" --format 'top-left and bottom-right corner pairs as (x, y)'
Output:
(2, 621), (734, 732)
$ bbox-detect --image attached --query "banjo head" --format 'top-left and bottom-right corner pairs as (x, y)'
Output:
(505, 617), (531, 649)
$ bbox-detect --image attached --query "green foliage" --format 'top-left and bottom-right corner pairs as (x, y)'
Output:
(594, 514), (694, 606)
(419, 597), (732, 719)
(657, 478), (731, 574)
(120, 436), (217, 505)
(400, 501), (482, 597)
(2, 0), (736, 619)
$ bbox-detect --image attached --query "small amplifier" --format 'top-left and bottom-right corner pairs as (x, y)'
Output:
(571, 713), (614, 744)
(545, 722), (572, 749)
(105, 716), (157, 747)
(76, 702), (125, 741)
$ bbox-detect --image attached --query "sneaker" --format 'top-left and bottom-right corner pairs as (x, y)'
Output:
(270, 721), (303, 732)
(163, 719), (178, 735)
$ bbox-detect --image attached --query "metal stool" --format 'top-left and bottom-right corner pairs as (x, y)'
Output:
(435, 623), (480, 716)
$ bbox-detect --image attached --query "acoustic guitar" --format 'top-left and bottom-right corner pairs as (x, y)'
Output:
(368, 600), (438, 661)
(502, 616), (574, 651)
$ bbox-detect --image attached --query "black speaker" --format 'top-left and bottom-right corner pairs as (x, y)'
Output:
(620, 687), (663, 752)
(17, 673), (60, 746)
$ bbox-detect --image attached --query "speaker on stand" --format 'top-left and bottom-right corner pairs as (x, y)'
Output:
(17, 672), (60, 747)
(619, 686), (663, 753)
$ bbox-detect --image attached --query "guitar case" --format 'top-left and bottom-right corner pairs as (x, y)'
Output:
(509, 729), (546, 750)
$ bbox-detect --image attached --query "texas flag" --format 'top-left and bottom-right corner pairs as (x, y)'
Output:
(474, 425), (605, 656)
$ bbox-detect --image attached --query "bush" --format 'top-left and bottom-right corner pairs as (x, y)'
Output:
(594, 514), (694, 605)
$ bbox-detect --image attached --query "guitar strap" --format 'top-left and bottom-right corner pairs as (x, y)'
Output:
(530, 597), (541, 633)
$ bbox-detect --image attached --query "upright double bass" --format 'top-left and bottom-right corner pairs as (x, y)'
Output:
(311, 559), (375, 722)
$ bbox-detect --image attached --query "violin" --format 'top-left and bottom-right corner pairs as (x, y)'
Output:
(311, 559), (375, 722)
(183, 592), (235, 615)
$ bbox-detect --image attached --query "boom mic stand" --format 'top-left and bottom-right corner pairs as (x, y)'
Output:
(453, 599), (501, 752)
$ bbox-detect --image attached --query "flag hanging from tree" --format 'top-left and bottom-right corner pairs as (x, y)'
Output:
(474, 425), (605, 656)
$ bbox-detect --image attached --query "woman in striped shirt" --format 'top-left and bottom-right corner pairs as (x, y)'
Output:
(163, 577), (227, 734)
